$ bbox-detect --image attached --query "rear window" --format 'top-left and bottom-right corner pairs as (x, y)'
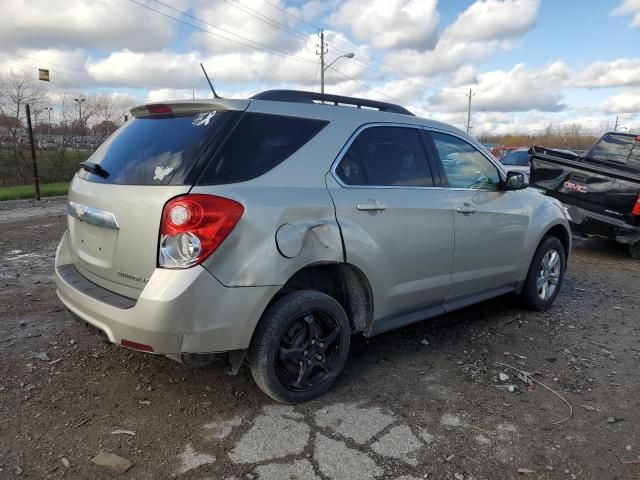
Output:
(77, 111), (241, 185)
(196, 112), (328, 185)
(589, 133), (640, 172)
(501, 150), (529, 166)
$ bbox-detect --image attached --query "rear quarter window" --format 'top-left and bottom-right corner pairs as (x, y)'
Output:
(196, 113), (328, 185)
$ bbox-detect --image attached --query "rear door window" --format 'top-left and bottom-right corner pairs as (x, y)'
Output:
(196, 113), (328, 185)
(77, 111), (241, 185)
(336, 126), (434, 187)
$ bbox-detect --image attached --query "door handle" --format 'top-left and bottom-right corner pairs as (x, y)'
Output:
(356, 200), (386, 212)
(456, 204), (477, 215)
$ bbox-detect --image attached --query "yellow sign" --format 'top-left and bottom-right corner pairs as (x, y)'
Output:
(38, 68), (50, 82)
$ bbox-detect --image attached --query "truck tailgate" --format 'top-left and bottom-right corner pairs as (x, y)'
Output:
(530, 149), (640, 224)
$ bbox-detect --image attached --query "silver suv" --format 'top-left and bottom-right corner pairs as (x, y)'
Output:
(55, 90), (571, 403)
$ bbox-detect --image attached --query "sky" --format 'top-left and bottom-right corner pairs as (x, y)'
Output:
(1, 0), (639, 135)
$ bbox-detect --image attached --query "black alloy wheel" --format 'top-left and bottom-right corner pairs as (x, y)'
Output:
(249, 290), (351, 403)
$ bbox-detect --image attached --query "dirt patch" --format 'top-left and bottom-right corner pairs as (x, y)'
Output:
(1, 216), (639, 479)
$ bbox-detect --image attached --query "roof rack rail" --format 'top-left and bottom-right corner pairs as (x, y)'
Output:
(251, 89), (414, 116)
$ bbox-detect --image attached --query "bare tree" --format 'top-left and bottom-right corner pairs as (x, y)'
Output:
(0, 71), (46, 141)
(92, 94), (136, 140)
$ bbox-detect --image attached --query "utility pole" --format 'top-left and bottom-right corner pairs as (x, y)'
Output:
(614, 115), (619, 132)
(317, 29), (328, 94)
(466, 88), (475, 135)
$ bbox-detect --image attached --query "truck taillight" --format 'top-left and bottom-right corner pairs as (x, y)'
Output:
(159, 194), (244, 268)
(633, 194), (640, 216)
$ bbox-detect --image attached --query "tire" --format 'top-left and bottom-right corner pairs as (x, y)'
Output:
(629, 242), (640, 259)
(249, 290), (351, 404)
(521, 235), (566, 311)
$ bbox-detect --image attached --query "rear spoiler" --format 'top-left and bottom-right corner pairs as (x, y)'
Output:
(130, 99), (249, 118)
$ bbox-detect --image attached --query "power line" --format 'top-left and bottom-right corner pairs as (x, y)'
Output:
(260, 0), (319, 31)
(257, 0), (458, 91)
(0, 52), (171, 92)
(327, 66), (406, 105)
(222, 0), (309, 42)
(144, 0), (533, 111)
(130, 0), (316, 64)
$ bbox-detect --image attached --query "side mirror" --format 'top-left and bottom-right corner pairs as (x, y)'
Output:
(504, 171), (528, 191)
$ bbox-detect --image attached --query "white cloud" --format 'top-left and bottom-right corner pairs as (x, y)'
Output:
(445, 0), (540, 42)
(0, 0), (175, 51)
(87, 51), (204, 90)
(382, 0), (538, 78)
(86, 31), (372, 91)
(602, 90), (640, 113)
(0, 49), (92, 88)
(383, 39), (510, 77)
(611, 0), (640, 27)
(428, 62), (571, 113)
(576, 59), (640, 88)
(449, 65), (479, 86)
(190, 0), (306, 54)
(329, 0), (439, 49)
(287, 0), (341, 24)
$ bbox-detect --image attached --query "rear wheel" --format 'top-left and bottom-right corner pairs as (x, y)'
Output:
(521, 235), (566, 311)
(249, 290), (350, 403)
(629, 242), (640, 259)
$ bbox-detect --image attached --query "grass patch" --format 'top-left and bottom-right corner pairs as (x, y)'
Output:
(0, 182), (69, 201)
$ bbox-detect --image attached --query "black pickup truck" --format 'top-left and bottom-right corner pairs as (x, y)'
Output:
(530, 131), (640, 258)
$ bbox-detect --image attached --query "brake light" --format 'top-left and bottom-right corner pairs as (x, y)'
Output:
(159, 194), (243, 268)
(632, 194), (640, 216)
(147, 104), (173, 115)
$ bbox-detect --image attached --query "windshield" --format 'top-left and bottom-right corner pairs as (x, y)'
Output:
(501, 150), (529, 166)
(77, 111), (241, 185)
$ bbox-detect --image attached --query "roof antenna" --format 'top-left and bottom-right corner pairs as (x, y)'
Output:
(200, 62), (221, 99)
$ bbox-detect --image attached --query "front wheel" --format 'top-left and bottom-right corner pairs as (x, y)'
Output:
(521, 235), (566, 311)
(249, 290), (351, 403)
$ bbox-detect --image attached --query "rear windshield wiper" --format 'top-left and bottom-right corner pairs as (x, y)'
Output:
(79, 161), (109, 179)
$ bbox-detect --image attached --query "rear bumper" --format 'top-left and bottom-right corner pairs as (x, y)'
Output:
(565, 204), (640, 245)
(55, 232), (279, 354)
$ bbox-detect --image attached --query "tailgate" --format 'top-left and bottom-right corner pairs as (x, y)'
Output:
(67, 179), (190, 298)
(530, 152), (640, 221)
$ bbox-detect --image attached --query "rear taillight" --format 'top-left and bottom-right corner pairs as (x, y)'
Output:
(159, 194), (244, 268)
(632, 194), (640, 216)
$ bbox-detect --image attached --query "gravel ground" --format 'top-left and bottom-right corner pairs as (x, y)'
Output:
(1, 214), (639, 479)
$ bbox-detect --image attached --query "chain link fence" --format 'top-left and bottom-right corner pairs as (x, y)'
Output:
(0, 136), (100, 198)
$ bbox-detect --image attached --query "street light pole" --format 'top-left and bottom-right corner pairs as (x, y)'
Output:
(321, 51), (355, 94)
(74, 98), (86, 135)
(44, 107), (53, 136)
